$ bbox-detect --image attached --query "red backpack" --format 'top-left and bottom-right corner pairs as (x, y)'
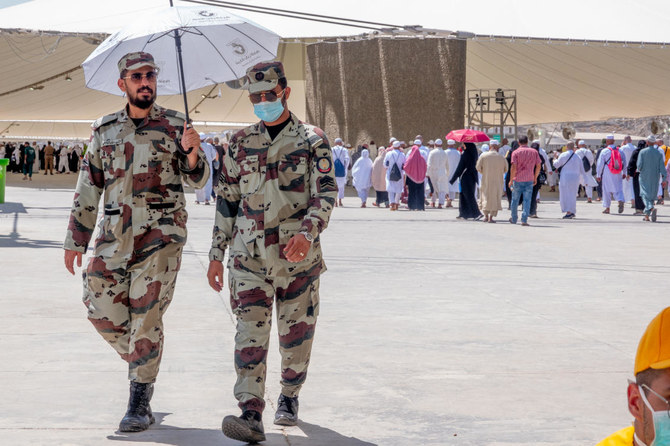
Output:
(607, 147), (623, 174)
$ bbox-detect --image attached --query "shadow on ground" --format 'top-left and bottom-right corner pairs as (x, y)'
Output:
(108, 413), (377, 446)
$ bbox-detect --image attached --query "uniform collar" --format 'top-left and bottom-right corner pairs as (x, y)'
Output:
(259, 112), (299, 139)
(118, 103), (164, 123)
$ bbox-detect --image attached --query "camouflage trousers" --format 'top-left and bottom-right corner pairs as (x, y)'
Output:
(228, 265), (320, 414)
(82, 243), (182, 383)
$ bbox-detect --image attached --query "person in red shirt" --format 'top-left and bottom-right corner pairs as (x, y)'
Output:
(508, 135), (541, 226)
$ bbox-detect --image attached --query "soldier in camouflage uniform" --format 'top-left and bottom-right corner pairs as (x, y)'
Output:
(63, 52), (209, 433)
(207, 61), (337, 443)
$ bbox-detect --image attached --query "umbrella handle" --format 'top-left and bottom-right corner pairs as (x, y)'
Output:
(175, 138), (194, 155)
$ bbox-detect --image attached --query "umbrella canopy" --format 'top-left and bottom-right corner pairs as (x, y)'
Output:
(82, 5), (280, 96)
(445, 129), (490, 143)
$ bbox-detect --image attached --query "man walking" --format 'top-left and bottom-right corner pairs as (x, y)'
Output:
(508, 135), (541, 226)
(63, 52), (208, 433)
(476, 139), (508, 222)
(576, 140), (597, 203)
(427, 138), (449, 208)
(637, 135), (667, 222)
(331, 137), (349, 206)
(22, 141), (35, 181)
(553, 142), (585, 219)
(620, 136), (636, 208)
(596, 135), (626, 214)
(207, 61), (337, 443)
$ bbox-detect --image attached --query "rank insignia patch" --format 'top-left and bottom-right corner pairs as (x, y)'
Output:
(317, 157), (332, 173)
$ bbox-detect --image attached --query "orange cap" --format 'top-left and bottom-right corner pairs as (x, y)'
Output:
(635, 307), (670, 375)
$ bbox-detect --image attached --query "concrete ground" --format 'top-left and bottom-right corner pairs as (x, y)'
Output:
(1, 176), (668, 446)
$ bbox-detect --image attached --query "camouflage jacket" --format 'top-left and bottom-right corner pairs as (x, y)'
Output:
(64, 104), (209, 259)
(209, 113), (337, 277)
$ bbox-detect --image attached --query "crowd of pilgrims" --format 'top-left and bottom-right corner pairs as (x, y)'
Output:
(0, 141), (84, 179)
(330, 134), (670, 221)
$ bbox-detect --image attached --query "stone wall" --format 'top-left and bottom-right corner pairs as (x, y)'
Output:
(305, 37), (466, 147)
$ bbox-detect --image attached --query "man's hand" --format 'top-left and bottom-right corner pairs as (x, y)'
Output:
(596, 177), (601, 182)
(533, 178), (538, 186)
(182, 123), (201, 169)
(284, 233), (311, 263)
(64, 249), (82, 275)
(207, 260), (224, 292)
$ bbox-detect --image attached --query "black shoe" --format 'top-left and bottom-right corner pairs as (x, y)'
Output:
(222, 410), (266, 443)
(274, 394), (299, 426)
(119, 382), (155, 432)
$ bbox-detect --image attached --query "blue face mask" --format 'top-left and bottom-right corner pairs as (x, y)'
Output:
(253, 99), (284, 123)
(635, 386), (670, 446)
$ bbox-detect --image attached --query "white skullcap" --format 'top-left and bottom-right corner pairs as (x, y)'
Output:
(435, 139), (443, 145)
(428, 140), (435, 145)
(389, 137), (397, 143)
(392, 141), (401, 148)
(413, 139), (421, 145)
(335, 137), (343, 144)
(199, 132), (206, 139)
(532, 139), (540, 144)
(578, 140), (585, 145)
(447, 139), (456, 145)
(606, 134), (614, 139)
(481, 144), (490, 152)
(490, 139), (500, 146)
(647, 135), (657, 143)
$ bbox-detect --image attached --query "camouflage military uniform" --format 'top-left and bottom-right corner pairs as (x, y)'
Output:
(210, 112), (337, 413)
(64, 103), (209, 383)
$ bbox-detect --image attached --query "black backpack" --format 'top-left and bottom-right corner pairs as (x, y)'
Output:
(582, 155), (591, 173)
(389, 162), (402, 181)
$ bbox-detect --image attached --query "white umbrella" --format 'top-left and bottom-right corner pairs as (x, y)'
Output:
(82, 3), (280, 110)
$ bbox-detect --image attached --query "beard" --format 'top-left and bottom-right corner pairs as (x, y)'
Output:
(128, 86), (156, 110)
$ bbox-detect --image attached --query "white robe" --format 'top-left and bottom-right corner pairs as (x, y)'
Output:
(554, 149), (585, 214)
(384, 149), (406, 202)
(620, 143), (636, 201)
(195, 142), (216, 203)
(576, 148), (598, 187)
(427, 148), (449, 205)
(445, 148), (461, 196)
(352, 150), (373, 200)
(58, 147), (71, 173)
(596, 146), (626, 207)
(332, 145), (350, 199)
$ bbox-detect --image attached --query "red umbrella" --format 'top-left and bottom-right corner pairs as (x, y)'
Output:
(445, 129), (490, 143)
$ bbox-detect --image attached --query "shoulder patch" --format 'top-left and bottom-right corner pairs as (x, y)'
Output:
(317, 156), (332, 173)
(92, 113), (118, 130)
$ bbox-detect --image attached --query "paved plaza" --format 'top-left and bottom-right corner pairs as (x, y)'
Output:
(1, 179), (668, 446)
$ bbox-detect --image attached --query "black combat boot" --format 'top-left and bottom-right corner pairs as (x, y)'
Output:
(119, 381), (155, 432)
(221, 410), (266, 443)
(274, 394), (299, 426)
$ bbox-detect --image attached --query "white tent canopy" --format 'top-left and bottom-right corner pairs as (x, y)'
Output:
(1, 0), (670, 140)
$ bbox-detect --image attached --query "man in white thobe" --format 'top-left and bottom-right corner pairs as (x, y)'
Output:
(576, 140), (597, 203)
(596, 135), (626, 214)
(554, 142), (585, 219)
(445, 139), (461, 208)
(619, 135), (636, 207)
(332, 137), (350, 207)
(427, 139), (449, 208)
(195, 133), (217, 205)
(384, 140), (406, 211)
(58, 144), (72, 174)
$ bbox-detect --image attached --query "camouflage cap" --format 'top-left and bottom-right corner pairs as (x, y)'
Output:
(118, 52), (158, 75)
(246, 61), (285, 93)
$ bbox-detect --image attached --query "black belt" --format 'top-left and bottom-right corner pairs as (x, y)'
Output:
(104, 208), (120, 215)
(148, 202), (175, 210)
